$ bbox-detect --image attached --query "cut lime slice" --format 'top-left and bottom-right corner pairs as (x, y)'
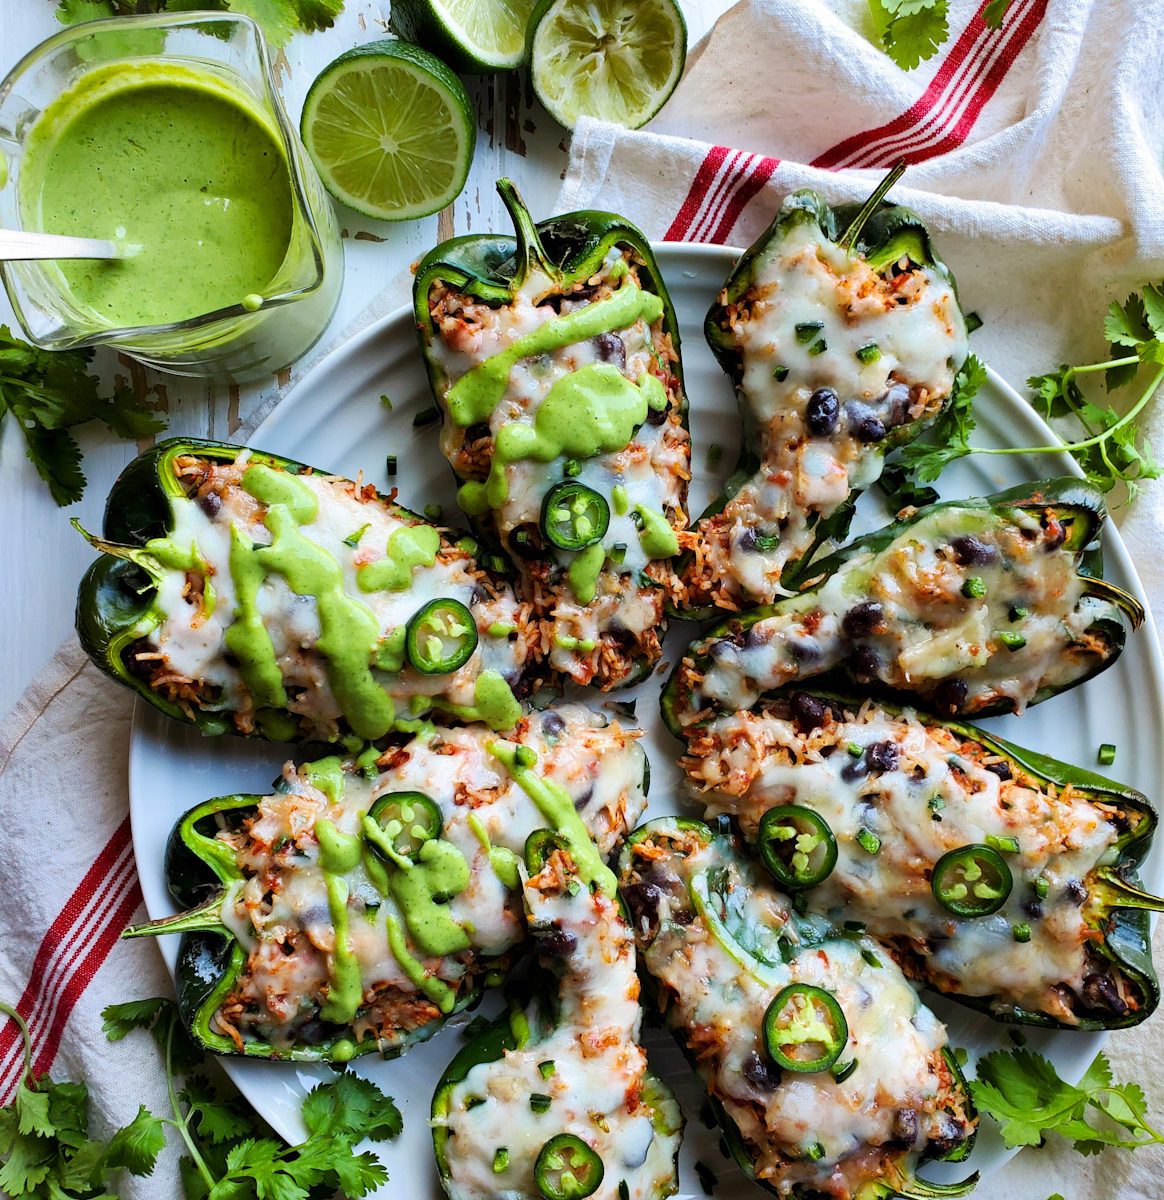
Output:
(391, 0), (536, 72)
(301, 40), (476, 222)
(528, 0), (687, 131)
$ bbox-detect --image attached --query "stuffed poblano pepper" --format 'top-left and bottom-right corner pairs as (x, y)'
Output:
(618, 818), (977, 1200)
(431, 834), (682, 1200)
(123, 704), (648, 1061)
(75, 438), (535, 742)
(682, 168), (969, 615)
(681, 690), (1164, 1029)
(413, 179), (690, 690)
(664, 478), (1142, 731)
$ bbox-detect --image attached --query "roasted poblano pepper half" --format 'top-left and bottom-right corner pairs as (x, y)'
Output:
(617, 818), (977, 1200)
(431, 832), (682, 1200)
(75, 437), (534, 743)
(663, 477), (1143, 731)
(413, 179), (690, 691)
(122, 705), (649, 1061)
(681, 688), (1164, 1030)
(682, 167), (970, 616)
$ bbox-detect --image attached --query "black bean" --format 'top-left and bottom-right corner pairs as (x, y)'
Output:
(789, 691), (827, 731)
(471, 584), (487, 605)
(741, 1050), (781, 1092)
(983, 761), (1013, 781)
(197, 490), (222, 518)
(787, 640), (823, 666)
(123, 638), (156, 680)
(1022, 899), (1044, 920)
(1043, 518), (1067, 551)
(842, 602), (884, 638)
(508, 523), (543, 561)
(848, 645), (882, 682)
(465, 422), (492, 444)
(865, 741), (899, 773)
(593, 331), (626, 368)
(646, 404), (668, 426)
(671, 906), (696, 927)
(931, 679), (968, 716)
(806, 388), (839, 436)
(892, 1109), (920, 1147)
(1081, 971), (1129, 1015)
(882, 381), (912, 427)
(737, 527), (758, 552)
(573, 783), (595, 812)
(845, 402), (886, 442)
(707, 638), (739, 660)
(949, 535), (998, 566)
(744, 625), (769, 650)
(841, 758), (869, 784)
(541, 711), (566, 738)
(620, 881), (663, 927)
(538, 929), (577, 959)
(1065, 879), (1088, 905)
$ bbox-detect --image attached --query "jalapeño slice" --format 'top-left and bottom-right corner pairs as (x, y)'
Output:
(405, 598), (478, 674)
(365, 790), (442, 862)
(757, 805), (838, 889)
(762, 984), (848, 1073)
(534, 1133), (604, 1200)
(541, 482), (610, 551)
(931, 843), (1013, 917)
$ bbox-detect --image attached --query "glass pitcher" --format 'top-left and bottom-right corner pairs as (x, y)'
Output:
(0, 13), (343, 383)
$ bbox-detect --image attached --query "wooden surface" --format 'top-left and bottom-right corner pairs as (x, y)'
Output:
(0, 0), (726, 716)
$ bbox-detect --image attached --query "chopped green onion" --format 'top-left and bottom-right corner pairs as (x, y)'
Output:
(843, 920), (866, 936)
(1012, 923), (1031, 943)
(847, 741), (863, 757)
(564, 458), (582, 477)
(801, 1143), (825, 1162)
(487, 622), (516, 638)
(611, 485), (628, 515)
(772, 364), (790, 382)
(413, 406), (440, 427)
(343, 523), (370, 548)
(928, 795), (946, 819)
(530, 1093), (552, 1113)
(610, 543), (627, 565)
(465, 1095), (486, 1109)
(999, 631), (1027, 651)
(961, 576), (986, 599)
(1098, 743), (1117, 766)
(1034, 874), (1050, 900)
(618, 1183), (630, 1200)
(795, 321), (824, 344)
(860, 947), (882, 968)
(954, 1046), (969, 1065)
(807, 337), (828, 356)
(379, 393), (393, 409)
(493, 1148), (509, 1173)
(423, 503), (443, 523)
(1009, 606), (1029, 621)
(985, 834), (1020, 855)
(538, 1060), (556, 1079)
(706, 443), (723, 468)
(385, 455), (397, 476)
(856, 828), (881, 855)
(855, 342), (881, 364)
(831, 1058), (858, 1083)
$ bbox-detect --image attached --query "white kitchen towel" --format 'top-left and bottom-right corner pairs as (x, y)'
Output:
(559, 0), (1164, 633)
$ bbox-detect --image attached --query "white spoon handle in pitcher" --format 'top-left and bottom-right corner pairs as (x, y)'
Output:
(0, 228), (123, 261)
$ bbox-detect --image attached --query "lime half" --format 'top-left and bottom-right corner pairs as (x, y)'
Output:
(301, 40), (476, 221)
(391, 0), (536, 72)
(529, 0), (687, 131)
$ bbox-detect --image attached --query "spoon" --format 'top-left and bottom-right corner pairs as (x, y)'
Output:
(0, 228), (127, 261)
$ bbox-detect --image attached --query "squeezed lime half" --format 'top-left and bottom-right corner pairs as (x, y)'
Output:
(391, 0), (536, 72)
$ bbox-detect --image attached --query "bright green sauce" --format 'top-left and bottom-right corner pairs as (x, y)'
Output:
(567, 542), (606, 606)
(357, 525), (440, 593)
(488, 741), (617, 895)
(315, 819), (362, 873)
(385, 914), (456, 1013)
(635, 504), (680, 559)
(458, 364), (656, 514)
(388, 840), (471, 955)
(430, 670), (522, 731)
(303, 758), (346, 806)
(21, 62), (294, 329)
(467, 813), (522, 890)
(319, 872), (362, 1024)
(445, 281), (664, 427)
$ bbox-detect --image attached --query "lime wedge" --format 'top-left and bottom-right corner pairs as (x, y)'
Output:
(392, 0), (536, 72)
(529, 0), (687, 131)
(301, 40), (476, 222)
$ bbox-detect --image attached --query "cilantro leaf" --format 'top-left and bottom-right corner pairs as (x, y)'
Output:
(301, 1072), (402, 1144)
(983, 0), (1017, 27)
(869, 0), (950, 70)
(101, 997), (171, 1041)
(56, 0), (343, 46)
(104, 1106), (167, 1176)
(970, 1048), (1164, 1154)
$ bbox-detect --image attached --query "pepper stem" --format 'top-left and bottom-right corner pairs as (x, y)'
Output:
(1095, 868), (1164, 913)
(898, 1174), (981, 1199)
(838, 160), (908, 251)
(70, 518), (160, 578)
(122, 893), (227, 939)
(1082, 575), (1147, 630)
(496, 177), (557, 282)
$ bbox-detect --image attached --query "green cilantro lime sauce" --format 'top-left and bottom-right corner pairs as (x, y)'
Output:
(20, 62), (294, 329)
(458, 364), (656, 513)
(372, 626), (407, 673)
(488, 741), (617, 895)
(388, 840), (471, 956)
(303, 757), (346, 805)
(567, 542), (606, 605)
(315, 819), (362, 874)
(222, 466), (396, 740)
(430, 670), (521, 731)
(357, 525), (440, 592)
(640, 372), (668, 411)
(385, 913), (456, 1013)
(255, 708), (297, 742)
(635, 504), (679, 559)
(319, 872), (362, 1024)
(143, 537), (207, 573)
(467, 813), (522, 890)
(445, 280), (664, 426)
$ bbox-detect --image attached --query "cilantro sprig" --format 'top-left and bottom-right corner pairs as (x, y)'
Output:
(1, 996), (400, 1199)
(55, 1), (345, 47)
(881, 285), (1164, 511)
(971, 1047), (1164, 1154)
(0, 326), (166, 506)
(869, 0), (1019, 71)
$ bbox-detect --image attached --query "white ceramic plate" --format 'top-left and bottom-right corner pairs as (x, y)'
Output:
(129, 244), (1164, 1197)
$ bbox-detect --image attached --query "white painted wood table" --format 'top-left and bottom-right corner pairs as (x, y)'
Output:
(0, 0), (728, 716)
